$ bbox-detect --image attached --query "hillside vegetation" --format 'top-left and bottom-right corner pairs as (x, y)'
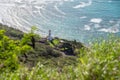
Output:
(0, 24), (120, 80)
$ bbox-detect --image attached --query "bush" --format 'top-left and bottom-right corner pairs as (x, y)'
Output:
(0, 30), (32, 72)
(78, 37), (120, 80)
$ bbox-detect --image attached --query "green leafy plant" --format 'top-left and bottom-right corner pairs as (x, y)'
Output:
(21, 26), (40, 49)
(0, 30), (31, 72)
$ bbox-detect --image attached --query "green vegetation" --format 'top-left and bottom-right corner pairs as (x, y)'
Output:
(0, 24), (120, 80)
(0, 30), (31, 72)
(0, 23), (23, 39)
(78, 37), (120, 80)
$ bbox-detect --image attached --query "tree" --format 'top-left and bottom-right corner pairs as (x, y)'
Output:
(21, 26), (39, 49)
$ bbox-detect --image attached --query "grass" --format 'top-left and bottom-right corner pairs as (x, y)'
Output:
(1, 36), (120, 80)
(0, 24), (120, 80)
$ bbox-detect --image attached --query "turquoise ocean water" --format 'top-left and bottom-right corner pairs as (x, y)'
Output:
(0, 0), (120, 43)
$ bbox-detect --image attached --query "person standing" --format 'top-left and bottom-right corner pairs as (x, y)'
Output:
(48, 30), (52, 41)
(47, 30), (55, 45)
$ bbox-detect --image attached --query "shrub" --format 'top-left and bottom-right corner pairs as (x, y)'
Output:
(78, 37), (120, 80)
(0, 30), (32, 72)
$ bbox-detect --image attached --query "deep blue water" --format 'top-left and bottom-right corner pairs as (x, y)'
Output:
(0, 0), (120, 43)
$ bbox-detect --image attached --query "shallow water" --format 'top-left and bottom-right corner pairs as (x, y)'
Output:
(0, 0), (120, 43)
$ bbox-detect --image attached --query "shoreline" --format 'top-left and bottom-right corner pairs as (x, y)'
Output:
(0, 23), (85, 55)
(0, 23), (85, 43)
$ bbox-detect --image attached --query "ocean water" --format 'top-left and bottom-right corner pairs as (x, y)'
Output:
(0, 0), (120, 43)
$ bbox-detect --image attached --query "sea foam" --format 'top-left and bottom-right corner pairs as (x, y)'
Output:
(84, 25), (91, 30)
(73, 0), (92, 9)
(98, 27), (119, 33)
(90, 18), (102, 23)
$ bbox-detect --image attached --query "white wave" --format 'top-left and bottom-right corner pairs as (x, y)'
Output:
(84, 25), (91, 30)
(90, 18), (102, 23)
(109, 20), (114, 23)
(33, 10), (49, 22)
(0, 0), (63, 28)
(94, 24), (101, 28)
(98, 27), (119, 33)
(80, 16), (87, 19)
(0, 3), (15, 6)
(34, 5), (43, 9)
(54, 4), (66, 15)
(73, 0), (92, 9)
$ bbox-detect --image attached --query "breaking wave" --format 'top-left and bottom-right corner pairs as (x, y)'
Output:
(73, 0), (92, 9)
